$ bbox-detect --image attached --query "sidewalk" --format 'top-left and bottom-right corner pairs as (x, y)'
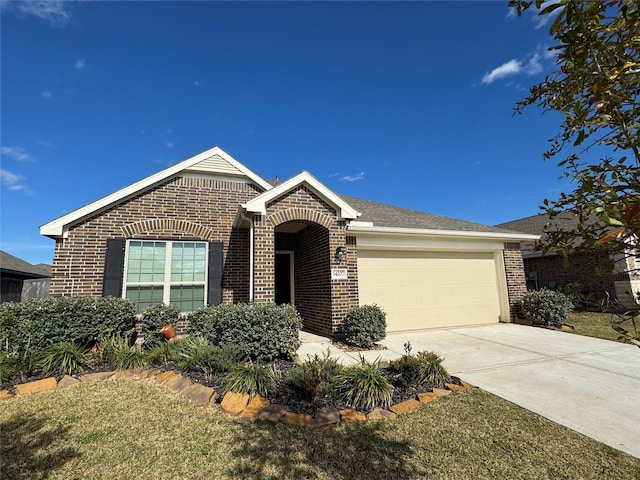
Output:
(298, 324), (640, 459)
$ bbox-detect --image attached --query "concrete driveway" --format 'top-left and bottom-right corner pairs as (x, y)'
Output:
(297, 323), (640, 458)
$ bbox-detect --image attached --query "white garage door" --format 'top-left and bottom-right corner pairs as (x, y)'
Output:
(357, 250), (502, 332)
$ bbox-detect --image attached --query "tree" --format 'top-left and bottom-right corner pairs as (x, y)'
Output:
(509, 0), (639, 345)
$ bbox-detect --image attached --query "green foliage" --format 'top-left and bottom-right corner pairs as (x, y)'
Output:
(509, 0), (640, 257)
(145, 337), (189, 365)
(341, 304), (387, 349)
(140, 303), (181, 350)
(560, 281), (588, 310)
(104, 335), (148, 370)
(288, 351), (344, 401)
(338, 356), (393, 412)
(0, 352), (18, 384)
(223, 362), (279, 399)
(0, 297), (136, 382)
(521, 289), (575, 327)
(187, 303), (302, 361)
(389, 348), (450, 388)
(176, 336), (245, 378)
(40, 342), (91, 376)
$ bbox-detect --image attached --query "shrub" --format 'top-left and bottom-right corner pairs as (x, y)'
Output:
(187, 303), (302, 361)
(140, 303), (181, 350)
(0, 352), (18, 384)
(560, 281), (587, 310)
(40, 342), (91, 376)
(389, 349), (450, 388)
(342, 304), (387, 348)
(288, 351), (344, 401)
(145, 337), (189, 366)
(338, 356), (392, 411)
(176, 336), (244, 378)
(104, 335), (148, 370)
(224, 362), (279, 399)
(521, 289), (574, 327)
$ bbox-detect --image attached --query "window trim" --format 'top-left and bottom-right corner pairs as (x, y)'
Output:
(122, 239), (209, 310)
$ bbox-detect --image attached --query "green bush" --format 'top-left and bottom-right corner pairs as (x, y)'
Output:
(176, 336), (244, 378)
(342, 304), (387, 348)
(140, 303), (181, 350)
(521, 289), (575, 327)
(389, 350), (450, 388)
(223, 362), (279, 399)
(0, 297), (136, 382)
(104, 334), (148, 370)
(40, 342), (91, 376)
(288, 351), (344, 401)
(187, 303), (302, 361)
(338, 356), (392, 411)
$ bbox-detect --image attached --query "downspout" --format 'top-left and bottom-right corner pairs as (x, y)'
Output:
(240, 211), (254, 302)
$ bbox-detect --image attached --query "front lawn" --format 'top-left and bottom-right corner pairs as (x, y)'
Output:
(565, 311), (638, 343)
(1, 379), (638, 480)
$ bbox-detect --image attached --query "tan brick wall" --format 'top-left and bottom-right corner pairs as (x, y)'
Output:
(49, 176), (261, 302)
(503, 242), (527, 319)
(253, 185), (359, 338)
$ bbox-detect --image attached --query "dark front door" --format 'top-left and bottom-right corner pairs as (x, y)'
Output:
(274, 252), (292, 305)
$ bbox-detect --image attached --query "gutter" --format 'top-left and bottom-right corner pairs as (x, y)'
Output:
(346, 224), (540, 242)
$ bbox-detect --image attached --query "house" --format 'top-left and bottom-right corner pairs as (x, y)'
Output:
(497, 213), (640, 308)
(0, 250), (51, 302)
(40, 146), (537, 338)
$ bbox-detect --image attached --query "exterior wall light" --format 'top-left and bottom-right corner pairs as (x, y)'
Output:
(335, 246), (346, 263)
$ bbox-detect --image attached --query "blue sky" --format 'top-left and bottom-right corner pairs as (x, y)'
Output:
(1, 0), (568, 266)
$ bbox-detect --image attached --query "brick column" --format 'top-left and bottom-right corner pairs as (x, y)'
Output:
(503, 242), (527, 320)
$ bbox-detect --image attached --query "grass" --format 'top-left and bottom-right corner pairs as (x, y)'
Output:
(564, 311), (638, 343)
(1, 379), (639, 479)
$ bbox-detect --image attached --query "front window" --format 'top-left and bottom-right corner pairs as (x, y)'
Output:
(124, 240), (207, 313)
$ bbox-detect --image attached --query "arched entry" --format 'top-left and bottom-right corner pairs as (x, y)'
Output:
(274, 220), (331, 333)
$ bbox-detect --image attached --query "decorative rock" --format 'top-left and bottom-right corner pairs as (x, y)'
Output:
(367, 407), (397, 421)
(15, 377), (57, 396)
(417, 392), (437, 404)
(240, 395), (271, 420)
(182, 384), (216, 406)
(340, 408), (367, 424)
(139, 369), (161, 379)
(280, 411), (313, 427)
(433, 388), (452, 397)
(445, 382), (467, 392)
(313, 408), (341, 427)
(58, 375), (81, 388)
(156, 370), (176, 384)
(163, 374), (192, 392)
(113, 368), (142, 379)
(460, 379), (473, 389)
(257, 404), (289, 423)
(0, 390), (15, 401)
(221, 392), (250, 415)
(79, 371), (115, 383)
(390, 398), (422, 415)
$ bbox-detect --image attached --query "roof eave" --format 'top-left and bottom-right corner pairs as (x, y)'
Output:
(347, 224), (541, 242)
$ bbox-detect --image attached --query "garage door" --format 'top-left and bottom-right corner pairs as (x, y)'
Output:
(357, 250), (502, 331)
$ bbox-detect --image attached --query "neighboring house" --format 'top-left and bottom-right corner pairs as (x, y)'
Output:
(40, 146), (537, 338)
(0, 251), (51, 302)
(497, 213), (640, 308)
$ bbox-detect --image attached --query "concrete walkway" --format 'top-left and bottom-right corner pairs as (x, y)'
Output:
(297, 324), (640, 459)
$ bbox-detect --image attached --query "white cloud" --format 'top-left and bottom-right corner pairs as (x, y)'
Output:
(0, 169), (26, 191)
(41, 91), (52, 99)
(482, 59), (522, 84)
(1, 0), (72, 26)
(340, 172), (365, 182)
(164, 141), (175, 149)
(1, 146), (33, 162)
(74, 58), (87, 71)
(194, 80), (202, 86)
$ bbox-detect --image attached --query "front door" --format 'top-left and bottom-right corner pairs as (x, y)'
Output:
(274, 252), (293, 305)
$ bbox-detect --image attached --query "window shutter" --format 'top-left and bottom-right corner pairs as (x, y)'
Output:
(103, 238), (126, 297)
(208, 241), (224, 306)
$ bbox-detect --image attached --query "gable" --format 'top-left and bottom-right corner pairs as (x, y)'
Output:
(40, 146), (272, 238)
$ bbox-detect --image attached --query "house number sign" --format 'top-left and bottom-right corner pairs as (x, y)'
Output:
(331, 268), (348, 280)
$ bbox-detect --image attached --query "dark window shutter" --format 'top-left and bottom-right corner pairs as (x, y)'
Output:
(103, 238), (126, 297)
(208, 241), (224, 306)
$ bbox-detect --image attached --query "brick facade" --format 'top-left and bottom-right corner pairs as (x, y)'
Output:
(522, 250), (618, 304)
(503, 242), (527, 319)
(49, 176), (260, 303)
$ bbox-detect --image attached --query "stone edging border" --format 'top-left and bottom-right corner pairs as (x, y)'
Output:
(0, 369), (473, 427)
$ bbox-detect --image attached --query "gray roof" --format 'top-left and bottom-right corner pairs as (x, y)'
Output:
(0, 251), (51, 278)
(340, 195), (521, 234)
(496, 212), (582, 239)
